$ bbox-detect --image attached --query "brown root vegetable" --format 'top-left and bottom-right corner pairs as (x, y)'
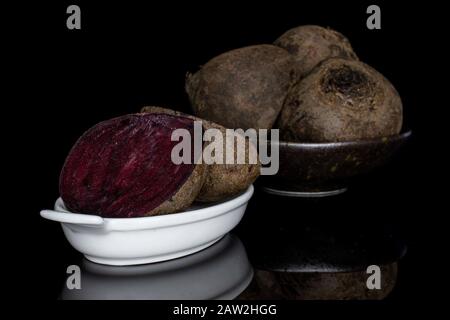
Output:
(60, 113), (207, 218)
(141, 106), (260, 202)
(199, 137), (259, 202)
(186, 45), (295, 130)
(278, 58), (403, 142)
(274, 25), (358, 78)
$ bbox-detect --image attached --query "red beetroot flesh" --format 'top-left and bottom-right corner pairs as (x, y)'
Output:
(59, 113), (196, 218)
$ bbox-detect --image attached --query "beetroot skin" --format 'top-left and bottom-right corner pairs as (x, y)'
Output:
(59, 113), (206, 218)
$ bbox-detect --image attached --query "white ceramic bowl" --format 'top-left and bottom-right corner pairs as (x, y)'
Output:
(40, 185), (254, 266)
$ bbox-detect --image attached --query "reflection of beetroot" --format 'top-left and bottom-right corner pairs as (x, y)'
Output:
(60, 113), (206, 218)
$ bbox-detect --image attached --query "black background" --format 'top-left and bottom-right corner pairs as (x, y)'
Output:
(5, 0), (445, 310)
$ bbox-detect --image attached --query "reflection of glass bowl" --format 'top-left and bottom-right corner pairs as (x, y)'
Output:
(261, 131), (411, 197)
(60, 234), (253, 300)
(240, 263), (398, 300)
(237, 219), (404, 300)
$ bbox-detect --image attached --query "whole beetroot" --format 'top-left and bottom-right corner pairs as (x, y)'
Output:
(186, 44), (295, 130)
(278, 58), (403, 142)
(274, 25), (358, 78)
(60, 113), (206, 218)
(141, 106), (260, 202)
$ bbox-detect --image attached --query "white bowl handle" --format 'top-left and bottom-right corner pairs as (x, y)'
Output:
(40, 210), (104, 225)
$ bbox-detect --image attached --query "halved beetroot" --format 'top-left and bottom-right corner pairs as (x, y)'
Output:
(59, 113), (206, 218)
(141, 106), (260, 202)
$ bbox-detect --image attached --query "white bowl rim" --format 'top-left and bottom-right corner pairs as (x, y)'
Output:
(42, 185), (254, 231)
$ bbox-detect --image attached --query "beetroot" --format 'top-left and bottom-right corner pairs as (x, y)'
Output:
(278, 58), (403, 142)
(186, 45), (294, 130)
(60, 113), (206, 218)
(141, 106), (260, 202)
(274, 25), (358, 79)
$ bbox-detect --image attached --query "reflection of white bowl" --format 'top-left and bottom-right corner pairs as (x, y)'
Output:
(40, 186), (254, 266)
(60, 234), (253, 300)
